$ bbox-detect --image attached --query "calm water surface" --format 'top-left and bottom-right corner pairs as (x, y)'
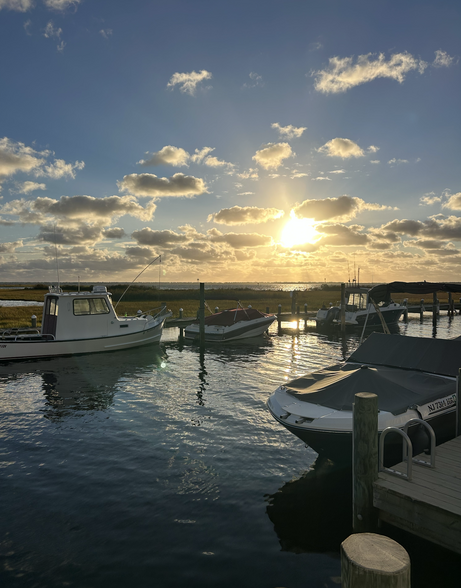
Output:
(1, 316), (461, 587)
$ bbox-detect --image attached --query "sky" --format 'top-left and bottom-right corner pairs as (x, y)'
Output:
(1, 0), (461, 285)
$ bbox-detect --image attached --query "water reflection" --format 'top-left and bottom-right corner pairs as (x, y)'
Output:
(0, 345), (168, 420)
(265, 454), (352, 554)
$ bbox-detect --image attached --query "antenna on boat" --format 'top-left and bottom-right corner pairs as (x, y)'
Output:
(54, 224), (60, 288)
(114, 254), (162, 310)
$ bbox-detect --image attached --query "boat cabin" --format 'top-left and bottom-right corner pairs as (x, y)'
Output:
(345, 287), (369, 312)
(41, 286), (119, 340)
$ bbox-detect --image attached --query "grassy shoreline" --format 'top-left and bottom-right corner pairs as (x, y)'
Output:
(0, 284), (455, 330)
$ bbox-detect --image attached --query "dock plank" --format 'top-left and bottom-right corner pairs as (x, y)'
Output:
(373, 436), (461, 554)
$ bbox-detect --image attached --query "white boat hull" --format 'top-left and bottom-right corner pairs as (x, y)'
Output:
(184, 315), (276, 342)
(0, 318), (167, 361)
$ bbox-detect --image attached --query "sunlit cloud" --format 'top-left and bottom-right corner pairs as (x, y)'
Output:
(167, 70), (212, 95)
(208, 205), (284, 225)
(271, 122), (307, 139)
(420, 192), (442, 206)
(382, 215), (461, 241)
(252, 142), (293, 170)
(131, 227), (189, 247)
(0, 240), (22, 253)
(433, 50), (457, 68)
(291, 171), (309, 179)
(39, 158), (84, 179)
(138, 146), (190, 167)
(191, 146), (214, 163)
(443, 192), (461, 210)
(293, 195), (395, 222)
(315, 223), (370, 246)
(329, 169), (346, 174)
(103, 227), (126, 239)
(15, 181), (47, 194)
(313, 51), (428, 94)
(318, 137), (364, 158)
(118, 173), (207, 198)
(0, 0), (33, 11)
(44, 0), (81, 10)
(207, 228), (273, 249)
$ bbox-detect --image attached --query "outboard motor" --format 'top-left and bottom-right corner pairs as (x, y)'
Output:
(325, 306), (340, 324)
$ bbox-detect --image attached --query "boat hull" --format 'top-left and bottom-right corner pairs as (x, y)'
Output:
(0, 318), (167, 361)
(184, 316), (276, 342)
(270, 407), (456, 465)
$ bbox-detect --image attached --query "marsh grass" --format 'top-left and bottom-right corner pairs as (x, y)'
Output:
(0, 284), (449, 330)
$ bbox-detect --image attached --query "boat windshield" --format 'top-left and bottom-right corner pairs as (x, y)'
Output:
(346, 291), (368, 311)
(73, 297), (110, 316)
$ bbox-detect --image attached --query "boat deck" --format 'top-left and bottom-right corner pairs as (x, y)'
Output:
(373, 435), (461, 554)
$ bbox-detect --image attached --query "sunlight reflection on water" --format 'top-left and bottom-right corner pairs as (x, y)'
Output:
(0, 315), (460, 587)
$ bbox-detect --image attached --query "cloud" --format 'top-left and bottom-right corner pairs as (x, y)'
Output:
(191, 147), (214, 163)
(131, 228), (189, 247)
(420, 192), (442, 206)
(0, 240), (22, 253)
(208, 205), (284, 225)
(252, 142), (293, 170)
(0, 194), (157, 224)
(293, 195), (395, 222)
(313, 51), (427, 94)
(43, 21), (62, 38)
(138, 146), (190, 167)
(207, 228), (273, 249)
(16, 181), (47, 194)
(433, 50), (457, 68)
(271, 122), (306, 139)
(0, 138), (84, 188)
(388, 158), (409, 165)
(443, 192), (461, 210)
(38, 224), (103, 245)
(318, 138), (364, 158)
(0, 0), (32, 11)
(103, 227), (126, 239)
(39, 158), (84, 179)
(382, 216), (461, 241)
(315, 224), (369, 246)
(242, 72), (264, 89)
(329, 169), (346, 174)
(44, 0), (80, 10)
(100, 29), (113, 39)
(167, 70), (212, 95)
(203, 155), (233, 169)
(0, 137), (45, 179)
(291, 172), (309, 179)
(118, 173), (207, 198)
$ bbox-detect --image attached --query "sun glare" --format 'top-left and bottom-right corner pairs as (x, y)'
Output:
(280, 214), (319, 248)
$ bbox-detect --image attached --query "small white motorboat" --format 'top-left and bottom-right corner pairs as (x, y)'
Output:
(268, 332), (459, 462)
(315, 285), (404, 330)
(184, 305), (276, 342)
(0, 285), (171, 361)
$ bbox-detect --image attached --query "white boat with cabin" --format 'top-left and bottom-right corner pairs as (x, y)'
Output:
(315, 285), (404, 330)
(0, 285), (171, 361)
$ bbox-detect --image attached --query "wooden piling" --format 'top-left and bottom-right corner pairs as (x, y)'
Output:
(341, 533), (410, 588)
(352, 391), (378, 533)
(199, 283), (205, 347)
(432, 292), (438, 325)
(420, 298), (424, 320)
(340, 283), (346, 334)
(457, 368), (461, 438)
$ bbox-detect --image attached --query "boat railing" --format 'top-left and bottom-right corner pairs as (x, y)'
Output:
(379, 419), (436, 481)
(1, 327), (41, 340)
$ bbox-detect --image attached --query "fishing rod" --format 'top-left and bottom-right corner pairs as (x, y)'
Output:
(114, 254), (162, 310)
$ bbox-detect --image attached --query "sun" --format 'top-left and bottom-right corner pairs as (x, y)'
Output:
(280, 213), (319, 248)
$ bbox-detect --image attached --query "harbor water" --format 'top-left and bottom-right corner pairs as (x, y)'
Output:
(1, 315), (461, 587)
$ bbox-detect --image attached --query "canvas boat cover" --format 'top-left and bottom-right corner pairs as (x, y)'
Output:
(284, 332), (460, 413)
(192, 308), (270, 327)
(348, 332), (461, 378)
(368, 281), (461, 303)
(285, 363), (454, 414)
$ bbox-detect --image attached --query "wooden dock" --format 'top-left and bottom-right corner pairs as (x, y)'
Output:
(373, 436), (461, 554)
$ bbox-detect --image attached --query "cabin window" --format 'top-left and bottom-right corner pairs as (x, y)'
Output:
(46, 297), (58, 316)
(73, 297), (110, 316)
